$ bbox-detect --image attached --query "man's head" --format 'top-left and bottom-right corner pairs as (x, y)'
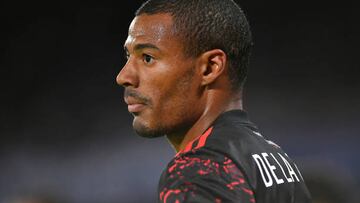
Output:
(136, 0), (253, 91)
(116, 0), (252, 138)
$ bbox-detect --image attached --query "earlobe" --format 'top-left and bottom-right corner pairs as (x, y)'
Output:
(199, 49), (227, 86)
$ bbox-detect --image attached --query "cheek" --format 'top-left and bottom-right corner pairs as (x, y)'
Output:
(154, 75), (199, 122)
(140, 60), (199, 127)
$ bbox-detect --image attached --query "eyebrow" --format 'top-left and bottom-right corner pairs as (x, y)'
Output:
(124, 43), (160, 53)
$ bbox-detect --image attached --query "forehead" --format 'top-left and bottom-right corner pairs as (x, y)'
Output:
(125, 13), (180, 51)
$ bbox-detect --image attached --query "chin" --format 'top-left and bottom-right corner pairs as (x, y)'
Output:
(133, 118), (164, 138)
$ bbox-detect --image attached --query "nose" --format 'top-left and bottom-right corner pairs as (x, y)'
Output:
(116, 59), (138, 87)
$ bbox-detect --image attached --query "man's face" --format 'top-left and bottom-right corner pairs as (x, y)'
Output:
(116, 13), (203, 138)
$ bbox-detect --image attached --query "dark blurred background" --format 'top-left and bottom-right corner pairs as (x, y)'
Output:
(1, 0), (359, 202)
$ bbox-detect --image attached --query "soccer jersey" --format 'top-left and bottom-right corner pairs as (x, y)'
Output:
(158, 110), (312, 203)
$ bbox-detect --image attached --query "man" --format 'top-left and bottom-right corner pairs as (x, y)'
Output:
(116, 0), (312, 202)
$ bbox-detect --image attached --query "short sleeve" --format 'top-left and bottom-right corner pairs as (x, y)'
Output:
(158, 150), (256, 203)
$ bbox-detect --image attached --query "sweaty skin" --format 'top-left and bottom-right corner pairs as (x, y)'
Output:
(116, 13), (242, 152)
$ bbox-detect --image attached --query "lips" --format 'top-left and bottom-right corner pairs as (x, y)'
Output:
(128, 103), (146, 113)
(124, 97), (146, 113)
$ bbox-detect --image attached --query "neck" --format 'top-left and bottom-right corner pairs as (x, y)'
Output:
(166, 90), (243, 152)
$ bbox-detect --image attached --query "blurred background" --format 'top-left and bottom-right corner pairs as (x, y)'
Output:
(1, 0), (359, 202)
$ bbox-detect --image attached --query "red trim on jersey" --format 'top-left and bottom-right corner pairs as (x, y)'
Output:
(176, 127), (214, 156)
(195, 127), (213, 149)
(183, 139), (195, 153)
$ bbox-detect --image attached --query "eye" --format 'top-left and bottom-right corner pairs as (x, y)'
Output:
(143, 54), (154, 64)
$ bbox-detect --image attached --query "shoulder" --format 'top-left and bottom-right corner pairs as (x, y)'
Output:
(158, 149), (255, 203)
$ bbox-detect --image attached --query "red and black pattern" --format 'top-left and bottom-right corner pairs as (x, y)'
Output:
(158, 110), (312, 203)
(159, 153), (255, 203)
(175, 127), (213, 157)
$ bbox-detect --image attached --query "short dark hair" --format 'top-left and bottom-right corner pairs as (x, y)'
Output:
(136, 0), (253, 90)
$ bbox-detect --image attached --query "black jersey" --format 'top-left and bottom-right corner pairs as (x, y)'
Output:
(158, 110), (312, 203)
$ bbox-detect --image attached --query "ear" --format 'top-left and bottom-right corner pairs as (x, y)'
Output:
(197, 49), (227, 86)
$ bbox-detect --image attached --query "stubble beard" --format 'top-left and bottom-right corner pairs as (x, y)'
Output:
(132, 65), (196, 139)
(133, 119), (166, 138)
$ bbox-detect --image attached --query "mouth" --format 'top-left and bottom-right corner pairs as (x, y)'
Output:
(127, 103), (146, 113)
(125, 97), (146, 113)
